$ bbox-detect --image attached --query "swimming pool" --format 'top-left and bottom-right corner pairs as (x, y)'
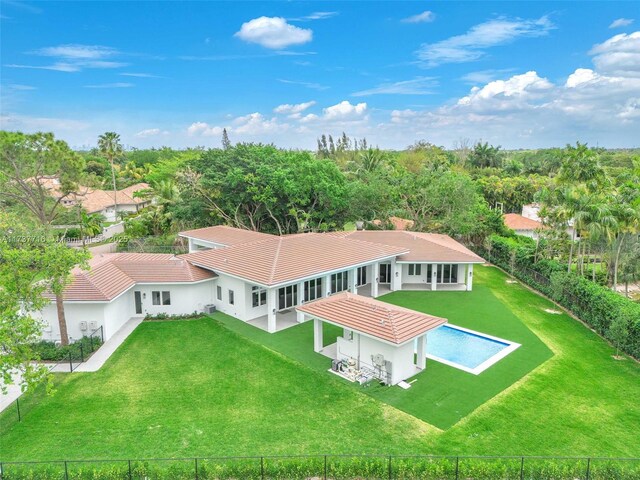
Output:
(425, 324), (520, 374)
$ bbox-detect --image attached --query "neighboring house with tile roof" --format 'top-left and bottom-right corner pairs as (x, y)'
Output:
(38, 176), (151, 221)
(40, 226), (484, 360)
(503, 213), (547, 239)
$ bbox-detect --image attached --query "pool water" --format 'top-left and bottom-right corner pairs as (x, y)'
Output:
(425, 325), (517, 374)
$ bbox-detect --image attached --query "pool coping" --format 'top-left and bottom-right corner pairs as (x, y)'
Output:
(425, 323), (521, 375)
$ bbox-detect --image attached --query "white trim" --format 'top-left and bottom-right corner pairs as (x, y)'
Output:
(396, 260), (484, 265)
(424, 323), (520, 375)
(56, 278), (216, 304)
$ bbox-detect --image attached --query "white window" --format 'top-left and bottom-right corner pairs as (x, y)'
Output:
(331, 271), (348, 294)
(278, 285), (297, 310)
(356, 266), (367, 286)
(304, 278), (323, 302)
(228, 290), (235, 305)
(152, 291), (161, 305)
(161, 291), (171, 305)
(217, 286), (222, 301)
(436, 264), (459, 284)
(408, 264), (422, 276)
(252, 286), (267, 308)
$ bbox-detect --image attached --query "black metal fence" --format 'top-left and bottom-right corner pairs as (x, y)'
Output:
(1, 326), (105, 427)
(0, 454), (638, 480)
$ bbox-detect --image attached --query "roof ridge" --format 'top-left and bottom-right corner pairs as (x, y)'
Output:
(409, 231), (477, 258)
(269, 237), (283, 284)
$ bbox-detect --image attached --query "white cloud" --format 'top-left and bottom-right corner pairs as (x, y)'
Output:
(323, 101), (367, 119)
(402, 11), (435, 24)
(417, 16), (554, 66)
(291, 12), (338, 21)
(120, 72), (161, 78)
(135, 128), (169, 138)
(589, 31), (640, 77)
(460, 69), (516, 84)
(235, 17), (312, 49)
(352, 77), (437, 96)
(274, 101), (316, 114)
(457, 71), (553, 109)
(83, 82), (134, 89)
(233, 112), (287, 135)
(8, 44), (127, 72)
(0, 113), (90, 132)
(187, 122), (224, 137)
(609, 18), (634, 29)
(278, 79), (329, 90)
(33, 44), (118, 59)
(6, 84), (36, 90)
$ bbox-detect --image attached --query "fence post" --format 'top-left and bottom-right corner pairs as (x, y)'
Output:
(68, 351), (73, 372)
(80, 343), (84, 363)
(128, 460), (132, 480)
(16, 398), (21, 422)
(455, 456), (459, 480)
(64, 461), (69, 480)
(520, 456), (525, 480)
(101, 325), (104, 343)
(260, 456), (264, 480)
(324, 455), (327, 480)
(586, 457), (591, 480)
(388, 455), (392, 480)
(194, 458), (198, 480)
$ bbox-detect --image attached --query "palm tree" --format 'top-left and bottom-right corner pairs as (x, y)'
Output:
(98, 132), (124, 219)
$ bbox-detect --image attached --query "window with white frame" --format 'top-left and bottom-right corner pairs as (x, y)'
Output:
(436, 264), (459, 283)
(252, 286), (267, 308)
(408, 264), (422, 276)
(216, 286), (222, 301)
(228, 289), (235, 305)
(331, 271), (348, 293)
(161, 291), (171, 305)
(152, 291), (161, 305)
(304, 278), (323, 302)
(356, 266), (367, 286)
(278, 285), (297, 310)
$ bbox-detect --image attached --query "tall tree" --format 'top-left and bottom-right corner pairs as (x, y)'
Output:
(98, 132), (124, 219)
(0, 131), (85, 224)
(221, 128), (231, 150)
(42, 243), (90, 346)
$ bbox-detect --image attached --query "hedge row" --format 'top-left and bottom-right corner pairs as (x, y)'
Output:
(2, 456), (639, 480)
(480, 235), (640, 359)
(30, 335), (103, 362)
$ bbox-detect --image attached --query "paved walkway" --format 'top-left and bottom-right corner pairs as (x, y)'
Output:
(75, 317), (143, 372)
(0, 372), (24, 413)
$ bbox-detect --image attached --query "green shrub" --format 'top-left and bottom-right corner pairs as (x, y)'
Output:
(30, 335), (104, 362)
(478, 235), (640, 360)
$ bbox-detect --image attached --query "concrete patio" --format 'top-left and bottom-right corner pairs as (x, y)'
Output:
(247, 310), (299, 332)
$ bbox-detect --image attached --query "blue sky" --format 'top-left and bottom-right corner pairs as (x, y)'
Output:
(1, 1), (639, 149)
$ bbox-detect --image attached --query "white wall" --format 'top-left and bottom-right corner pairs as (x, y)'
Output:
(132, 281), (215, 317)
(336, 332), (416, 385)
(211, 273), (249, 320)
(401, 263), (429, 285)
(38, 302), (106, 343)
(103, 290), (133, 339)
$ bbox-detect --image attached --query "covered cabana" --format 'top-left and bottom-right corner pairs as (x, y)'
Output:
(296, 292), (447, 385)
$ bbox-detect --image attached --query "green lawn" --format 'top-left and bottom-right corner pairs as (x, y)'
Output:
(1, 266), (639, 460)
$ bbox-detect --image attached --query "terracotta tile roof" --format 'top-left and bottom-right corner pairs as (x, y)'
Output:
(181, 233), (408, 286)
(52, 253), (216, 302)
(297, 292), (447, 344)
(76, 183), (150, 213)
(179, 225), (274, 246)
(329, 230), (484, 263)
(504, 213), (546, 231)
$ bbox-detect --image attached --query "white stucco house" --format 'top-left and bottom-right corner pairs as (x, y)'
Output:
(40, 225), (483, 380)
